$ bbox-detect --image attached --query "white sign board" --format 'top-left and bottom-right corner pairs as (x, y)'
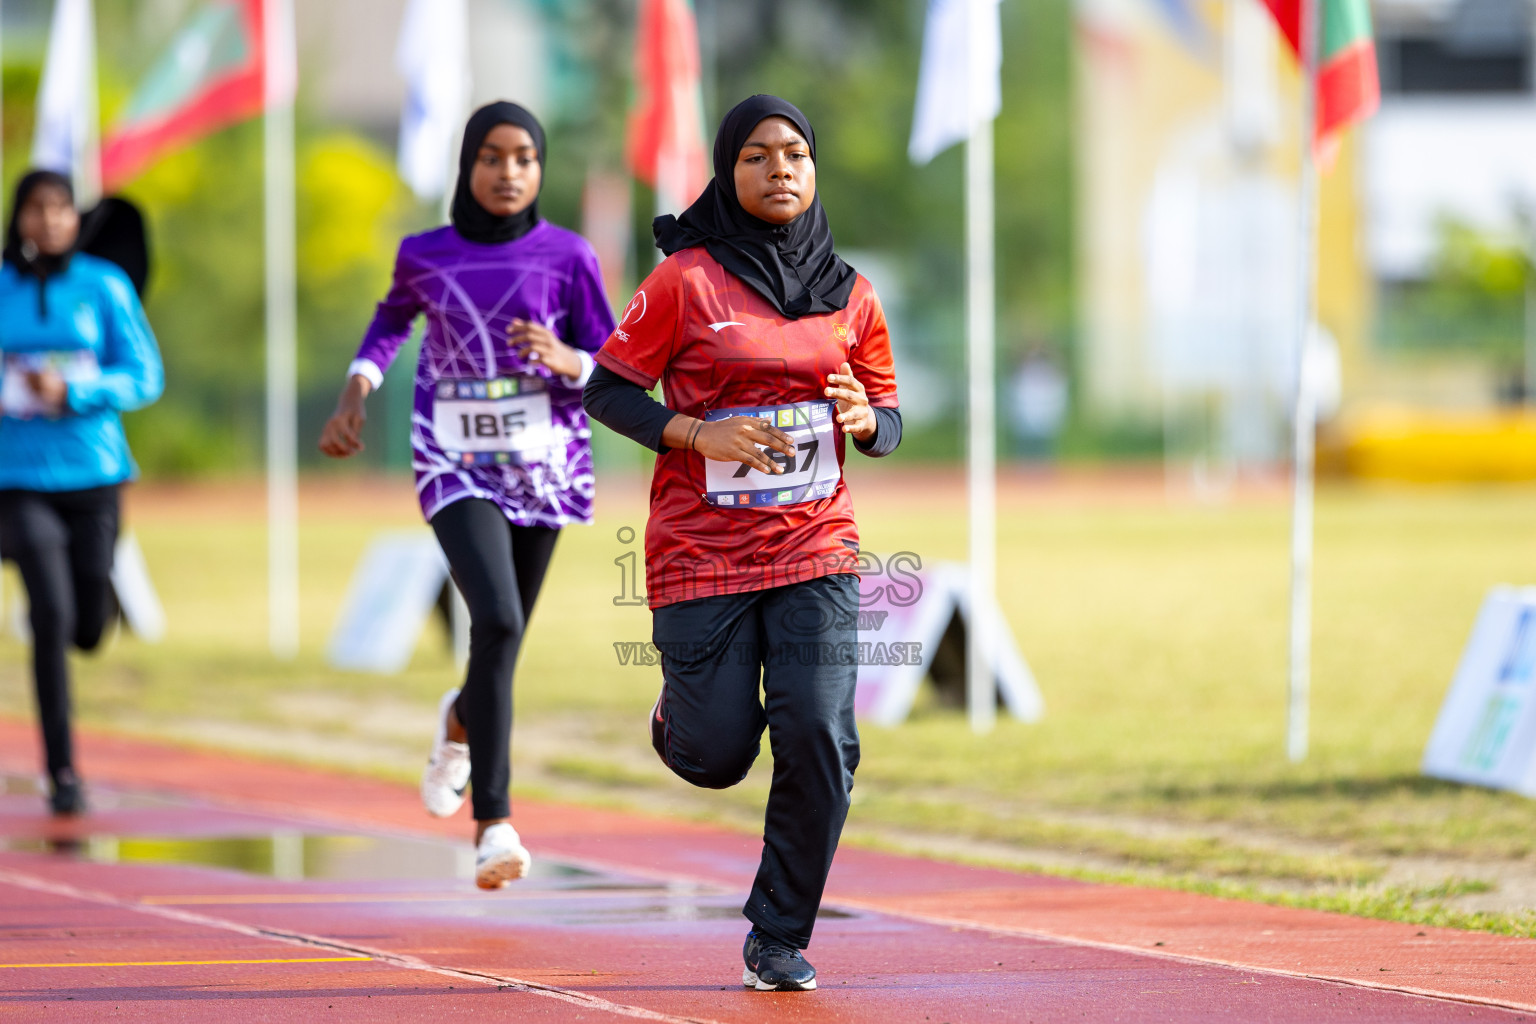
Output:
(3, 532), (164, 642)
(328, 532), (450, 674)
(855, 561), (1043, 727)
(111, 531), (165, 642)
(1423, 586), (1536, 796)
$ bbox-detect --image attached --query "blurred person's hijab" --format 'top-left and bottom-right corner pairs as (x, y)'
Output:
(4, 170), (75, 317)
(450, 101), (546, 245)
(653, 94), (855, 320)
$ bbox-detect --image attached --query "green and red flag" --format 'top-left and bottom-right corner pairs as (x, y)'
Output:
(1262, 0), (1379, 155)
(101, 0), (271, 190)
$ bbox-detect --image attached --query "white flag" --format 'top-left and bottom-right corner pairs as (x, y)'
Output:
(396, 0), (471, 203)
(32, 0), (99, 199)
(908, 0), (1002, 166)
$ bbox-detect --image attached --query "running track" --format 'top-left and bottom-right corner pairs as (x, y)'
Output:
(0, 719), (1531, 1022)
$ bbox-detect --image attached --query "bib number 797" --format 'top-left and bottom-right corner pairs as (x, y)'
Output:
(733, 438), (819, 478)
(703, 401), (840, 507)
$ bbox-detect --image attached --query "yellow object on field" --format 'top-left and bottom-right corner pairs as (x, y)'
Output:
(1325, 407), (1536, 481)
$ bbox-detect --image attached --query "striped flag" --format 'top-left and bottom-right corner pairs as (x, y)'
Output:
(1261, 0), (1379, 151)
(625, 0), (707, 213)
(100, 0), (286, 191)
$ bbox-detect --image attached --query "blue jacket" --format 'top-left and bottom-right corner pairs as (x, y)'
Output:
(0, 254), (163, 492)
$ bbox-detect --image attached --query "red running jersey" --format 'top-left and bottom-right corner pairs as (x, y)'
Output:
(596, 248), (899, 608)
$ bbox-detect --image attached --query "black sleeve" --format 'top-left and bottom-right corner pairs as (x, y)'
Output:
(852, 406), (902, 458)
(582, 364), (677, 453)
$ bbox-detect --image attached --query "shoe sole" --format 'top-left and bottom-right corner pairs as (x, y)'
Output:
(475, 846), (531, 890)
(742, 967), (816, 991)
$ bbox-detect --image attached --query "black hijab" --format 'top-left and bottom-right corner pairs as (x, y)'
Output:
(4, 170), (76, 317)
(653, 94), (856, 320)
(450, 101), (546, 245)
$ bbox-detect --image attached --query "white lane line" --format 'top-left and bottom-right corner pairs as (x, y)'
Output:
(0, 867), (725, 1024)
(826, 895), (1536, 1016)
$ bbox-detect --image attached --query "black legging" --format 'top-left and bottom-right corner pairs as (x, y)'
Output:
(429, 498), (559, 821)
(0, 486), (120, 784)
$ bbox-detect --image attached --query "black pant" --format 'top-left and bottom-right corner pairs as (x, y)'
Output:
(0, 486), (121, 782)
(650, 573), (861, 949)
(430, 498), (559, 821)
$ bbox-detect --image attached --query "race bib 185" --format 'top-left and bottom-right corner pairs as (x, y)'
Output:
(702, 401), (840, 508)
(1, 350), (100, 420)
(432, 375), (555, 465)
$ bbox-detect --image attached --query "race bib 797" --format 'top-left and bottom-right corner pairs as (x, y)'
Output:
(702, 401), (840, 508)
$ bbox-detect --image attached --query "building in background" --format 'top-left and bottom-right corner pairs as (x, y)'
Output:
(1365, 0), (1536, 406)
(1074, 0), (1368, 479)
(300, 0), (547, 140)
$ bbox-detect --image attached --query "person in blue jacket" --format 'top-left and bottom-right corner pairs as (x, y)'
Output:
(0, 170), (163, 816)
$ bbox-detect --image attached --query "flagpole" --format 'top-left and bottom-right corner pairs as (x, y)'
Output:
(77, 0), (98, 205)
(1286, 0), (1321, 762)
(966, 0), (997, 735)
(265, 0), (299, 660)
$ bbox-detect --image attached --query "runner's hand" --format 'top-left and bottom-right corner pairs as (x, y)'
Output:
(507, 318), (583, 379)
(693, 416), (797, 475)
(318, 375), (371, 458)
(825, 362), (876, 442)
(26, 369), (67, 415)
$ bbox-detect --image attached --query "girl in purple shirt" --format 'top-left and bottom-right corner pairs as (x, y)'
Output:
(319, 102), (614, 888)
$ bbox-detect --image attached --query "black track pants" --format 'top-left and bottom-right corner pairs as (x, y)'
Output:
(0, 486), (120, 782)
(650, 573), (861, 949)
(430, 498), (559, 821)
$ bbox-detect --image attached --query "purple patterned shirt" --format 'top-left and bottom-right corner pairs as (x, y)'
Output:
(352, 222), (616, 527)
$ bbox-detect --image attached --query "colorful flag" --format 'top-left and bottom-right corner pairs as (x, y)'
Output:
(395, 0), (470, 203)
(625, 0), (707, 213)
(1147, 0), (1210, 54)
(1261, 0), (1379, 151)
(100, 0), (280, 191)
(908, 0), (1002, 166)
(32, 0), (99, 196)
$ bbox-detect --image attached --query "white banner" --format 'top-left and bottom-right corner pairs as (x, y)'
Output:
(32, 0), (99, 199)
(328, 532), (451, 674)
(1423, 586), (1536, 796)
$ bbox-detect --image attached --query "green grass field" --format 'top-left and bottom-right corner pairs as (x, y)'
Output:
(2, 466), (1534, 935)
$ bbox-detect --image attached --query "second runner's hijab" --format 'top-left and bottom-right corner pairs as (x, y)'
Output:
(450, 101), (546, 245)
(3, 170), (76, 317)
(653, 94), (856, 320)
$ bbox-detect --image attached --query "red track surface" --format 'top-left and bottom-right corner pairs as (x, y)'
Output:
(0, 718), (1532, 1022)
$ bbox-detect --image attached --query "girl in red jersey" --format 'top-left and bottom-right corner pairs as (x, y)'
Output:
(583, 94), (901, 992)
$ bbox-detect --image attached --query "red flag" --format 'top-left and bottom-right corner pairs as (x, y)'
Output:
(625, 0), (707, 211)
(101, 0), (277, 190)
(1262, 0), (1379, 153)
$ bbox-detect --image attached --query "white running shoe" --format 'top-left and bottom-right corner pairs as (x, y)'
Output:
(421, 688), (470, 818)
(475, 822), (531, 889)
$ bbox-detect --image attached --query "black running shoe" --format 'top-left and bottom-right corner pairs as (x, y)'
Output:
(49, 770), (85, 817)
(742, 929), (816, 991)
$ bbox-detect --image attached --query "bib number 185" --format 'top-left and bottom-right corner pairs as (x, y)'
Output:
(433, 375), (554, 462)
(460, 409), (528, 440)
